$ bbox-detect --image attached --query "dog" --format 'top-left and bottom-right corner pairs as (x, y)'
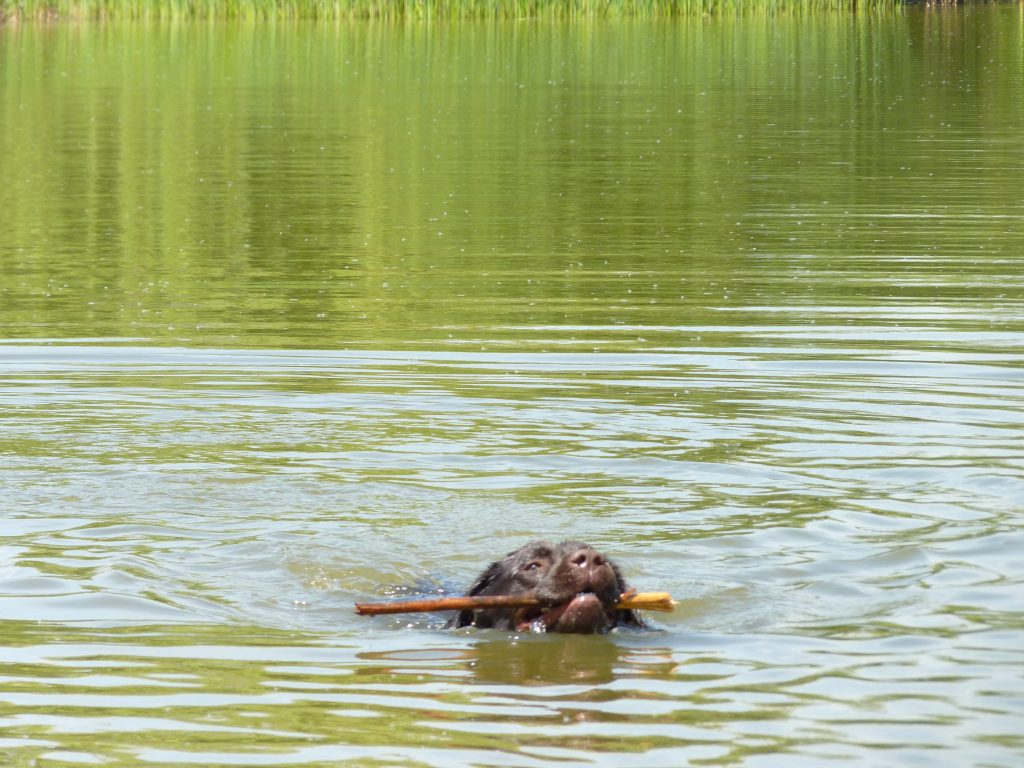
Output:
(451, 540), (644, 634)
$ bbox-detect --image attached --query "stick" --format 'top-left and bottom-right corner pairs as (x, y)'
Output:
(354, 591), (676, 616)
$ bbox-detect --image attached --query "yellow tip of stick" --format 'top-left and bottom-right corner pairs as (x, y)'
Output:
(616, 591), (676, 613)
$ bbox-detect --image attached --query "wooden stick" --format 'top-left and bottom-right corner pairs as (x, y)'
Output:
(354, 591), (676, 616)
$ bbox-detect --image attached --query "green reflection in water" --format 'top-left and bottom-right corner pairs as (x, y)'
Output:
(2, 10), (1022, 350)
(1, 0), (902, 22)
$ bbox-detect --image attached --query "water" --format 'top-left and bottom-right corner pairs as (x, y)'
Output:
(2, 8), (1024, 767)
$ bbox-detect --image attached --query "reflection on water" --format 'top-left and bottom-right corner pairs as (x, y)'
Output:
(2, 6), (1024, 768)
(2, 621), (1021, 766)
(461, 633), (627, 685)
(2, 11), (1022, 349)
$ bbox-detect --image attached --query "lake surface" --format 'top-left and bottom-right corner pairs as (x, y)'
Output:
(2, 7), (1024, 767)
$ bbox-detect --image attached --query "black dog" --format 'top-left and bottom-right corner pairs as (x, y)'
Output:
(451, 540), (644, 634)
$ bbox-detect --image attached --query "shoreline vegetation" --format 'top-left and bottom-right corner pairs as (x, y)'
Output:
(0, 0), (911, 23)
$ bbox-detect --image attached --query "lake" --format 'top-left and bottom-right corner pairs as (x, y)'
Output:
(1, 7), (1023, 767)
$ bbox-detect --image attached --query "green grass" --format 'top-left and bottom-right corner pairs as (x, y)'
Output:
(1, 0), (901, 21)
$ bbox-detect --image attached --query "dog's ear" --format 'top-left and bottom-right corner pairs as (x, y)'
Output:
(467, 560), (504, 596)
(451, 560), (504, 628)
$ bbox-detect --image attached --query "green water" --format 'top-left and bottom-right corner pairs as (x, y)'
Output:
(5, 13), (1021, 350)
(2, 9), (1023, 768)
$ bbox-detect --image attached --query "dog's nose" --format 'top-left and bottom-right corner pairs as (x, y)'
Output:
(569, 547), (606, 571)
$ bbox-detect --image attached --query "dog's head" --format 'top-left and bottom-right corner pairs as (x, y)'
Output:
(452, 540), (644, 634)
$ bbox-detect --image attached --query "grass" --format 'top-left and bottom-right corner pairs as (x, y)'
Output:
(0, 0), (902, 21)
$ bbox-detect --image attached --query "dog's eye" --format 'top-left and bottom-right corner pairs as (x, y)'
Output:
(523, 560), (545, 571)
